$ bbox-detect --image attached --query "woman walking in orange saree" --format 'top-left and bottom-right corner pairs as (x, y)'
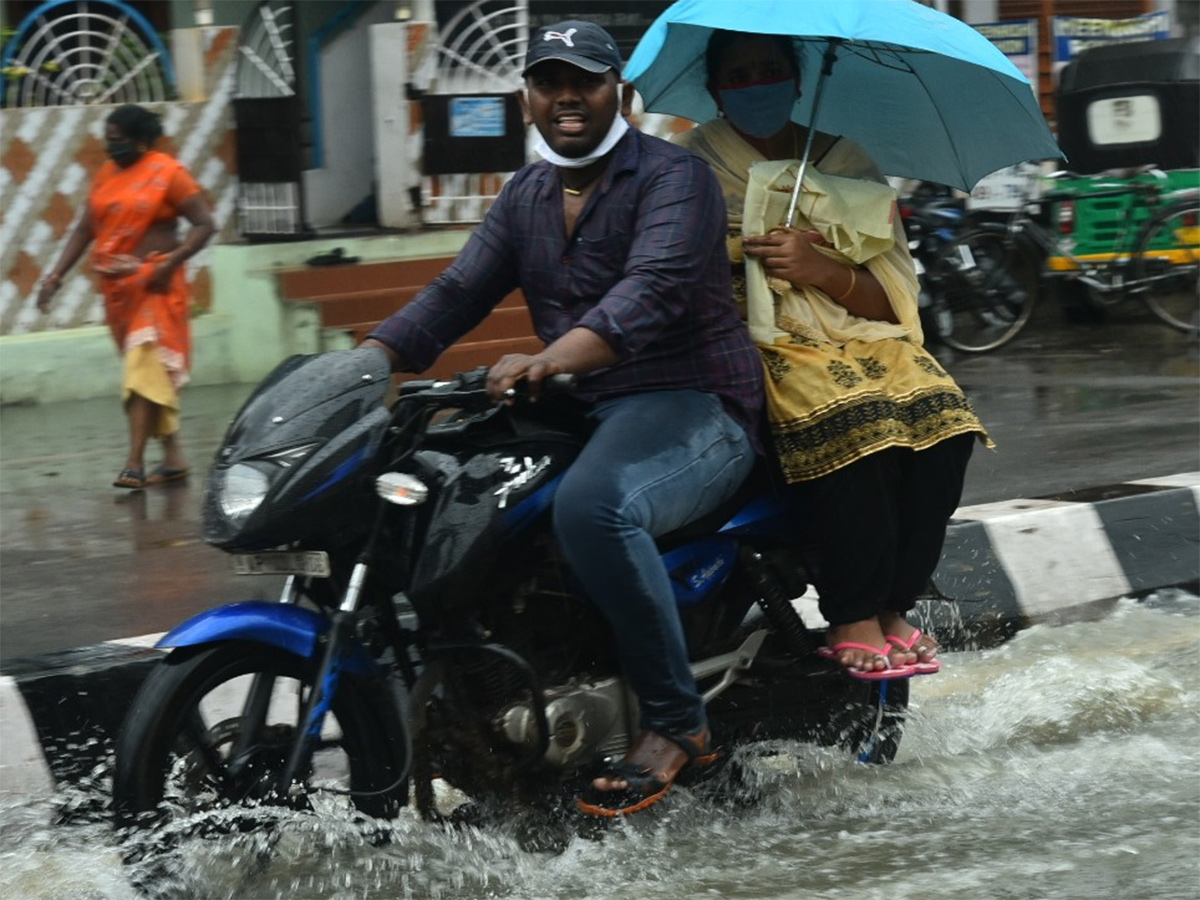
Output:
(36, 104), (216, 489)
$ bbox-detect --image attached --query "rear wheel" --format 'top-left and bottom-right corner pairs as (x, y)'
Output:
(1135, 199), (1200, 333)
(928, 226), (1036, 352)
(838, 676), (909, 764)
(112, 642), (408, 891)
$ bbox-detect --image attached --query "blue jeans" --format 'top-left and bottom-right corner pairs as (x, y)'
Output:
(552, 390), (755, 736)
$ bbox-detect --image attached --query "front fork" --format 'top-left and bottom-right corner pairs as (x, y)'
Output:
(271, 562), (372, 797)
(217, 566), (372, 800)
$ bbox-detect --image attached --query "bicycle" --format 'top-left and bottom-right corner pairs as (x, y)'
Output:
(925, 167), (1200, 353)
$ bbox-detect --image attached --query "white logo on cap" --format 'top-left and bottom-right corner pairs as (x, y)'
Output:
(543, 28), (577, 47)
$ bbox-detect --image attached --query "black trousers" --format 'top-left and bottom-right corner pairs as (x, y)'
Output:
(788, 433), (976, 627)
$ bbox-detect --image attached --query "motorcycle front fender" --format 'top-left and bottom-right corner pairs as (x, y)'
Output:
(157, 600), (374, 675)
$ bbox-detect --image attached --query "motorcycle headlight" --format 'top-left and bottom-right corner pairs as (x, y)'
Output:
(218, 463), (270, 526)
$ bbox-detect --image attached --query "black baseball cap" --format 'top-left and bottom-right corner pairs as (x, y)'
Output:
(521, 20), (622, 77)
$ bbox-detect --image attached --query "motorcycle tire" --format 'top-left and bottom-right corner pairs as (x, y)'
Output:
(112, 640), (409, 835)
(927, 225), (1037, 353)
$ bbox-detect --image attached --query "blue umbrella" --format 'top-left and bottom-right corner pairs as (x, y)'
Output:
(624, 0), (1063, 196)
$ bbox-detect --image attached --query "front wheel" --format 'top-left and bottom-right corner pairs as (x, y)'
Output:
(927, 226), (1036, 353)
(112, 641), (408, 886)
(1134, 198), (1200, 334)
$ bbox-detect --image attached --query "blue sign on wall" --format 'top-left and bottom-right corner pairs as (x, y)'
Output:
(450, 97), (506, 137)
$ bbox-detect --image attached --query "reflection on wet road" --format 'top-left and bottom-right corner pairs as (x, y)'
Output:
(0, 307), (1195, 659)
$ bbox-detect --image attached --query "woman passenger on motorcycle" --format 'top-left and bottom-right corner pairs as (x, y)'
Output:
(675, 30), (991, 677)
(363, 21), (763, 816)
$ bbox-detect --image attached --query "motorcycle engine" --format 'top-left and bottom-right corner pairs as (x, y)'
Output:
(499, 676), (632, 768)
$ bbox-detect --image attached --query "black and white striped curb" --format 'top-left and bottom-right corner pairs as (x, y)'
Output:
(928, 473), (1199, 642)
(2, 473), (1196, 809)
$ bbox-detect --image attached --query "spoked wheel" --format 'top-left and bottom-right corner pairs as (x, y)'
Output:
(112, 641), (407, 894)
(927, 226), (1037, 352)
(1134, 199), (1200, 334)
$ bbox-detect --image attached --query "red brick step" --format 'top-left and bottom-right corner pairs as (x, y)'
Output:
(276, 257), (539, 380)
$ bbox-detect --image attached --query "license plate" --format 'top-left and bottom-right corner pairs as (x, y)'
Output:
(231, 551), (331, 577)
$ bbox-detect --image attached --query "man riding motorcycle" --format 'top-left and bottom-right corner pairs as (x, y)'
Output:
(361, 20), (763, 817)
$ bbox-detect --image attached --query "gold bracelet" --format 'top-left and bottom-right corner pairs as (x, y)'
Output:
(833, 266), (857, 302)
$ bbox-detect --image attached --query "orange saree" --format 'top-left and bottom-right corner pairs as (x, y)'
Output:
(89, 150), (201, 436)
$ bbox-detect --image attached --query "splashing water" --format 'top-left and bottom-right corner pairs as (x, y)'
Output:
(2, 593), (1197, 900)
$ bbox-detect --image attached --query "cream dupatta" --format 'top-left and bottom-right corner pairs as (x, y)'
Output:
(675, 118), (923, 347)
(675, 120), (990, 482)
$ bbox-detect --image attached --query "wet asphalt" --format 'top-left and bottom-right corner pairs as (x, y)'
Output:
(1, 298), (1196, 661)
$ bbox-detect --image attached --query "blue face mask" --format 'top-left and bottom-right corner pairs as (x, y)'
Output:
(717, 77), (797, 139)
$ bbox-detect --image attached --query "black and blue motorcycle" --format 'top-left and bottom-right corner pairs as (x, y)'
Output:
(111, 347), (907, 855)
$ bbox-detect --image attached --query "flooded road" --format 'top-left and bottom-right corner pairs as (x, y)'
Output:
(2, 591), (1196, 900)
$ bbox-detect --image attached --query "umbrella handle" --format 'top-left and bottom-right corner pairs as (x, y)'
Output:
(785, 40), (841, 229)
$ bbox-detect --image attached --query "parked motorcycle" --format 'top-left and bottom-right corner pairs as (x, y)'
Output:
(898, 183), (969, 343)
(111, 347), (907, 877)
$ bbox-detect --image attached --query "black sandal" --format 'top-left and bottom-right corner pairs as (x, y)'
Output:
(112, 468), (145, 489)
(577, 727), (719, 818)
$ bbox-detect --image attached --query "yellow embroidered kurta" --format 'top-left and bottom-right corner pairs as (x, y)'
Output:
(675, 119), (990, 482)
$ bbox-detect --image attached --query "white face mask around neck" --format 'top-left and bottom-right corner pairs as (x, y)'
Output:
(533, 114), (629, 168)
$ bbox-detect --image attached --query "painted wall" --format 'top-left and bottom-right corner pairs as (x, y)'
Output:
(0, 228), (474, 405)
(302, 1), (398, 227)
(0, 26), (240, 340)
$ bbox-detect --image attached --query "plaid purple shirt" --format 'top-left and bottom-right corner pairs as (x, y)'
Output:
(367, 128), (763, 443)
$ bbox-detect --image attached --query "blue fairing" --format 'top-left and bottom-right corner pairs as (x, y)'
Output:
(663, 537), (739, 607)
(302, 444), (371, 503)
(499, 474), (563, 534)
(660, 493), (799, 606)
(717, 493), (794, 535)
(157, 601), (374, 675)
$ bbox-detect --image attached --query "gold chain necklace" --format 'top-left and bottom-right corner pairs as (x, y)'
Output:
(562, 172), (601, 196)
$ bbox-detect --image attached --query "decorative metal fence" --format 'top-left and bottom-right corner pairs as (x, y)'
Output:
(1, 0), (176, 108)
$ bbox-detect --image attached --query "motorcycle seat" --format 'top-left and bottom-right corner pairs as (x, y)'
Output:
(654, 464), (781, 551)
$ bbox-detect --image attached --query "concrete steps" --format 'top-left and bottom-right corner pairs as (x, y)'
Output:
(276, 257), (540, 378)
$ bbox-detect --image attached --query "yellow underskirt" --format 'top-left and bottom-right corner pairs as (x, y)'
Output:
(123, 343), (179, 438)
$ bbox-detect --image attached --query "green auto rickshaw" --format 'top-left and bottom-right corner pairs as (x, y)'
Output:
(1046, 37), (1199, 325)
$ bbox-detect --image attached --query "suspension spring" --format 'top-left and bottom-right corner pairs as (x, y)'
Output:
(739, 547), (819, 656)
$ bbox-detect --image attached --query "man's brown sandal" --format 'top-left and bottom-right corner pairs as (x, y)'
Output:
(577, 727), (719, 818)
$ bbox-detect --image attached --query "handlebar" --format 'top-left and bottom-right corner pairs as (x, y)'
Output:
(502, 373), (577, 400)
(397, 368), (578, 407)
(389, 368), (586, 444)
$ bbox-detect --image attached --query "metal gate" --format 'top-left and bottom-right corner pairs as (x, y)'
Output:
(1, 0), (175, 107)
(234, 0), (305, 239)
